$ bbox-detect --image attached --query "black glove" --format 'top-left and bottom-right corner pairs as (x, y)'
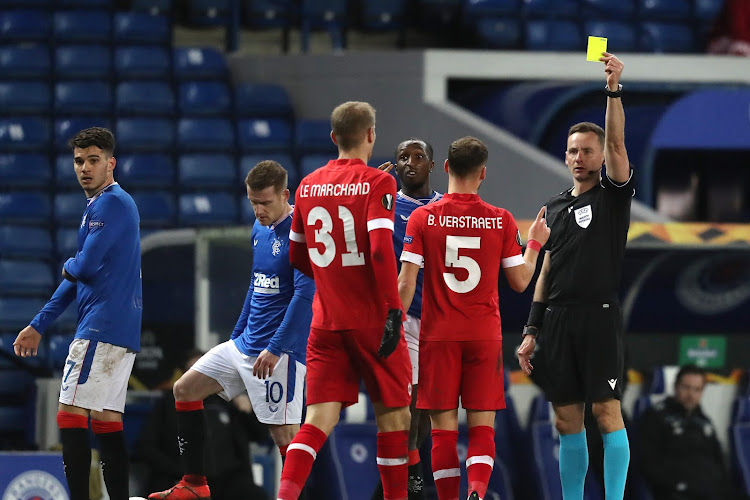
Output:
(378, 308), (403, 358)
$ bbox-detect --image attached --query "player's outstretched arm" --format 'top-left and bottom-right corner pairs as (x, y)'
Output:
(517, 251), (551, 375)
(397, 262), (420, 313)
(23, 279), (77, 345)
(504, 206), (550, 292)
(600, 52), (630, 183)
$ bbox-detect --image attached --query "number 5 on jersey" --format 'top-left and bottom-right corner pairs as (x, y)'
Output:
(307, 205), (365, 268)
(444, 235), (481, 293)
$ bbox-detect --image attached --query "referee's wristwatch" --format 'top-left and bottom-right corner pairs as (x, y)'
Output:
(605, 84), (623, 98)
(522, 325), (538, 337)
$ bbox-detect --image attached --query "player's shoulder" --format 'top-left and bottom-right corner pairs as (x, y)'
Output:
(96, 184), (137, 214)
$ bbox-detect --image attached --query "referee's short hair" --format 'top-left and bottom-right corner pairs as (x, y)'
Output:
(447, 136), (488, 178)
(245, 160), (288, 193)
(568, 122), (605, 149)
(68, 127), (116, 156)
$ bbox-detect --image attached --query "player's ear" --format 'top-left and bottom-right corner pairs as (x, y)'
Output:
(283, 188), (290, 202)
(108, 156), (116, 172)
(480, 166), (486, 180)
(330, 131), (338, 146)
(367, 126), (375, 144)
(444, 159), (449, 173)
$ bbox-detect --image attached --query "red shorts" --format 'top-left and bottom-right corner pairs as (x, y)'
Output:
(417, 339), (505, 411)
(306, 326), (412, 408)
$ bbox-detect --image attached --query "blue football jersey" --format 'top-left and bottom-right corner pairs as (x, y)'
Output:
(232, 210), (314, 361)
(393, 190), (442, 319)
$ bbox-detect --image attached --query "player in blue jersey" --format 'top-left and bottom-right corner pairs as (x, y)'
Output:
(373, 138), (441, 500)
(13, 127), (142, 500)
(149, 160), (315, 500)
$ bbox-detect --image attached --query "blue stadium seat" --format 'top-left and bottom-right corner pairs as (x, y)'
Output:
(0, 297), (46, 330)
(53, 10), (111, 42)
(581, 0), (636, 19)
(239, 193), (256, 224)
(639, 22), (695, 52)
(733, 423), (750, 496)
(114, 46), (171, 80)
(114, 12), (170, 45)
(0, 0), (52, 6)
(54, 81), (111, 115)
(585, 20), (638, 52)
(177, 118), (235, 152)
(0, 192), (51, 226)
(0, 82), (50, 115)
(322, 423), (380, 498)
(523, 0), (579, 18)
(295, 119), (336, 155)
(0, 226), (53, 259)
(464, 0), (520, 17)
(117, 154), (174, 189)
(474, 17), (522, 49)
(58, 0), (114, 6)
(525, 20), (584, 51)
(456, 424), (515, 499)
(0, 153), (51, 189)
(299, 154), (332, 177)
(0, 10), (51, 42)
(236, 118), (291, 153)
(55, 45), (111, 79)
(638, 0), (692, 20)
(0, 45), (50, 79)
(0, 369), (35, 401)
(131, 0), (173, 15)
(55, 227), (79, 258)
(116, 118), (175, 152)
(0, 259), (53, 296)
(187, 0), (231, 26)
(0, 117), (49, 151)
(54, 117), (111, 151)
(299, 0), (347, 52)
(240, 153), (298, 189)
(178, 154), (236, 188)
(695, 0), (725, 21)
(417, 0), (462, 29)
(178, 81), (231, 116)
(173, 47), (228, 80)
(358, 0), (405, 32)
(115, 81), (175, 116)
(55, 153), (79, 188)
(179, 193), (238, 226)
(732, 397), (750, 424)
(243, 0), (296, 29)
(48, 334), (74, 368)
(234, 83), (292, 118)
(131, 191), (176, 227)
(54, 192), (85, 226)
(528, 393), (553, 422)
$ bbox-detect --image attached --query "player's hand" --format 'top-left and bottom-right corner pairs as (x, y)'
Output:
(377, 161), (394, 173)
(14, 325), (42, 358)
(516, 334), (536, 375)
(599, 52), (624, 91)
(378, 308), (402, 358)
(62, 260), (77, 283)
(253, 349), (279, 379)
(527, 206), (550, 247)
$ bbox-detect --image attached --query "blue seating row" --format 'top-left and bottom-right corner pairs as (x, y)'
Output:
(0, 45), (228, 80)
(0, 81), (291, 118)
(0, 117), (334, 154)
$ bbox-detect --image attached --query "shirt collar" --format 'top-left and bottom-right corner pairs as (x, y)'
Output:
(270, 206), (293, 231)
(87, 181), (118, 206)
(397, 190), (441, 205)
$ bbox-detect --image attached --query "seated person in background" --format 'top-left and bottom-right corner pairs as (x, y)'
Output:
(136, 350), (270, 500)
(637, 364), (732, 500)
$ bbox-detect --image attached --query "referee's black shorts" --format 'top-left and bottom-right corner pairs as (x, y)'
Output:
(531, 302), (624, 405)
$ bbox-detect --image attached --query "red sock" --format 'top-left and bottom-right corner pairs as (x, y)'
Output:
(277, 424), (327, 500)
(466, 425), (495, 498)
(408, 448), (421, 466)
(377, 430), (409, 500)
(431, 429), (460, 500)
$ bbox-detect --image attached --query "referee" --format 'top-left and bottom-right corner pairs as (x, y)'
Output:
(517, 53), (633, 500)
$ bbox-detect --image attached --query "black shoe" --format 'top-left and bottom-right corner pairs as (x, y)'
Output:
(468, 491), (480, 500)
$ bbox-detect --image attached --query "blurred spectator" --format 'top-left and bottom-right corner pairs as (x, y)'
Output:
(707, 0), (750, 55)
(637, 364), (732, 500)
(136, 350), (270, 500)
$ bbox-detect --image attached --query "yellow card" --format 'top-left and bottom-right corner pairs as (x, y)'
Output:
(586, 36), (607, 62)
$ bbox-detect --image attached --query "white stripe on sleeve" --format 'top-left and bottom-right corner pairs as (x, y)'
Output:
(400, 250), (423, 266)
(289, 230), (305, 243)
(501, 254), (525, 268)
(367, 218), (394, 232)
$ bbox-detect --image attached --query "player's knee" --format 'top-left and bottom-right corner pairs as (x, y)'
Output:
(269, 425), (297, 447)
(172, 376), (194, 402)
(591, 400), (624, 432)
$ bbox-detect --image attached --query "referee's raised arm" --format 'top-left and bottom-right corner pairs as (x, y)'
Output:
(601, 52), (630, 183)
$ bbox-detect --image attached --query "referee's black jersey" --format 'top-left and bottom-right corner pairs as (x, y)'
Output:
(545, 170), (634, 305)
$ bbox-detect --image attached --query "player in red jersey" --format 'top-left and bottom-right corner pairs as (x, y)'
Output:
(398, 137), (550, 500)
(281, 101), (412, 500)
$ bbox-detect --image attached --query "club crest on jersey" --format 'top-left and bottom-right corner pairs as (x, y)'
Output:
(272, 238), (282, 256)
(574, 205), (592, 228)
(381, 193), (394, 211)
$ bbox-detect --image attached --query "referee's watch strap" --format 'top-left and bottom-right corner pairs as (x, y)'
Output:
(605, 84), (623, 98)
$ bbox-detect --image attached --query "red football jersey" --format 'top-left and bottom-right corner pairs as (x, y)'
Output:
(401, 193), (523, 341)
(290, 159), (398, 331)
